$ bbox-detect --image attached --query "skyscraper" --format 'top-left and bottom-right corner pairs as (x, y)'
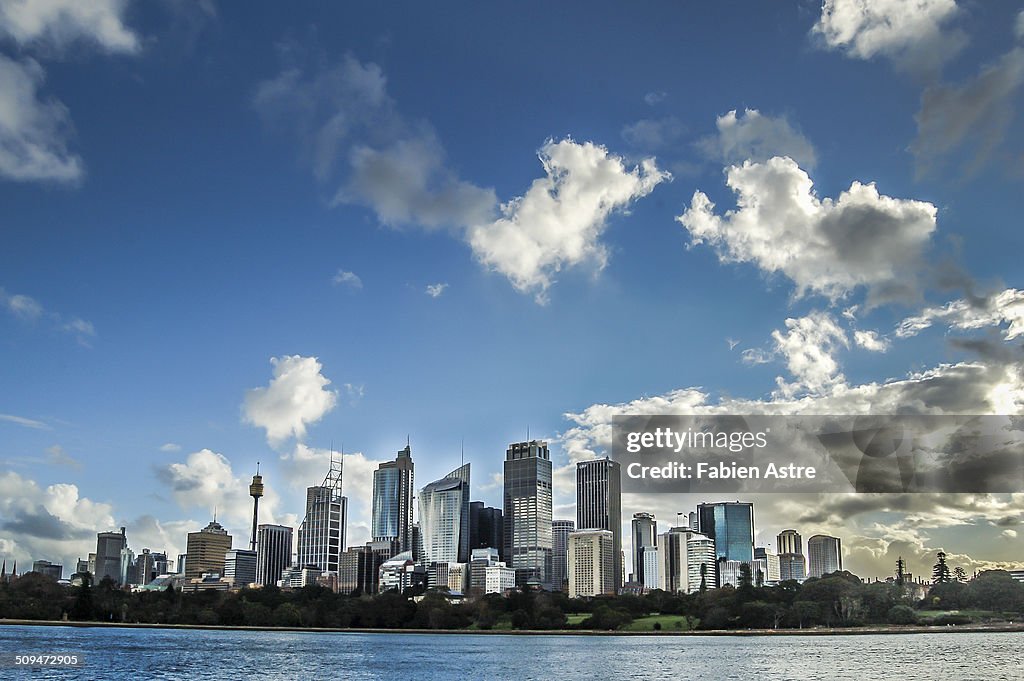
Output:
(185, 519), (233, 581)
(576, 458), (622, 589)
(503, 440), (553, 588)
(807, 535), (843, 578)
(371, 444), (415, 552)
(95, 528), (127, 585)
(697, 501), (754, 586)
(753, 547), (781, 586)
(419, 463), (471, 564)
(32, 560), (62, 580)
(567, 529), (616, 598)
(224, 549), (257, 587)
(297, 452), (347, 574)
(551, 519), (575, 592)
(469, 502), (504, 556)
(255, 524), (293, 587)
(657, 527), (716, 594)
(631, 512), (657, 588)
(777, 529), (806, 582)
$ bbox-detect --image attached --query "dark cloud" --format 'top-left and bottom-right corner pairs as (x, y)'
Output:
(2, 507), (92, 541)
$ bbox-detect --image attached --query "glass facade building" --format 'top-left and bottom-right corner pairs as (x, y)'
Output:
(807, 534), (843, 578)
(371, 445), (415, 552)
(551, 519), (575, 592)
(503, 440), (553, 588)
(697, 501), (754, 586)
(419, 463), (471, 564)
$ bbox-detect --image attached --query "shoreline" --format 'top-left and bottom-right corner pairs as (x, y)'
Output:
(3, 619), (1023, 637)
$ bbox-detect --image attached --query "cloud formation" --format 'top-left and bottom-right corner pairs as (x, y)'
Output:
(256, 55), (665, 303)
(468, 139), (669, 303)
(0, 56), (83, 183)
(912, 43), (1024, 177)
(425, 282), (448, 298)
(254, 53), (496, 230)
(0, 286), (96, 342)
(677, 156), (936, 304)
(332, 269), (362, 289)
(897, 288), (1024, 341)
(243, 355), (338, 447)
(0, 0), (139, 53)
(0, 469), (115, 571)
(812, 0), (966, 75)
(771, 311), (849, 397)
(697, 109), (817, 168)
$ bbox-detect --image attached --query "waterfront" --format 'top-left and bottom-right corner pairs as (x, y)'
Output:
(1, 624), (1020, 680)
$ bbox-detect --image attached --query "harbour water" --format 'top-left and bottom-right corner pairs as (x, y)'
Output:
(0, 624), (1020, 680)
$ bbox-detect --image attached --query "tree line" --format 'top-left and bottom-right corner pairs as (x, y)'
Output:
(1, 567), (1022, 631)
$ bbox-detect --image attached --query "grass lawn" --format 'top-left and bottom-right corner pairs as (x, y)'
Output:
(623, 614), (696, 632)
(565, 613), (589, 626)
(914, 609), (1004, 621)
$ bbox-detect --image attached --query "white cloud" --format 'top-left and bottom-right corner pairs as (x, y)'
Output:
(332, 269), (362, 289)
(697, 109), (817, 168)
(912, 46), (1024, 177)
(0, 0), (139, 53)
(771, 311), (849, 397)
(811, 0), (966, 75)
(0, 469), (115, 572)
(677, 156), (936, 304)
(621, 116), (686, 150)
(1003, 529), (1019, 539)
(243, 355), (338, 447)
(853, 329), (891, 352)
(741, 347), (772, 365)
(158, 442), (181, 452)
(1, 287), (96, 342)
(158, 448), (292, 539)
(897, 289), (1024, 341)
(0, 413), (48, 429)
(468, 139), (669, 303)
(0, 56), (83, 183)
(643, 91), (667, 106)
(425, 282), (448, 298)
(726, 338), (740, 351)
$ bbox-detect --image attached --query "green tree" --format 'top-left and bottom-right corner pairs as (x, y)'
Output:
(931, 551), (952, 585)
(887, 605), (917, 625)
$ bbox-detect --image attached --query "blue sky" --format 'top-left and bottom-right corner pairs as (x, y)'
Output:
(1, 1), (1023, 580)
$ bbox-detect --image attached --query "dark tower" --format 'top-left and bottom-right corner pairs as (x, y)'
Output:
(249, 464), (264, 552)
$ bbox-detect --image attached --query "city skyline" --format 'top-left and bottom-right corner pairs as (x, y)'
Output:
(2, 1), (1023, 588)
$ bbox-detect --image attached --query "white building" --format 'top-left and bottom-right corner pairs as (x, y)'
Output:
(754, 547), (781, 586)
(568, 529), (615, 598)
(657, 528), (716, 594)
(484, 564), (516, 594)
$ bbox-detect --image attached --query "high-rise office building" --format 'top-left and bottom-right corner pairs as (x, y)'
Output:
(469, 502), (504, 556)
(632, 512), (658, 588)
(503, 440), (553, 587)
(95, 528), (127, 585)
(151, 552), (169, 578)
(134, 548), (154, 586)
(419, 463), (471, 564)
(657, 527), (716, 594)
(32, 560), (62, 580)
(568, 529), (616, 598)
(551, 519), (575, 592)
(224, 549), (257, 587)
(777, 529), (806, 582)
(371, 445), (415, 552)
(175, 554), (186, 576)
(255, 524), (293, 587)
(185, 520), (233, 580)
(119, 546), (135, 586)
(576, 458), (622, 589)
(807, 535), (843, 578)
(753, 547), (781, 586)
(697, 501), (754, 586)
(297, 453), (347, 574)
(339, 544), (388, 595)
